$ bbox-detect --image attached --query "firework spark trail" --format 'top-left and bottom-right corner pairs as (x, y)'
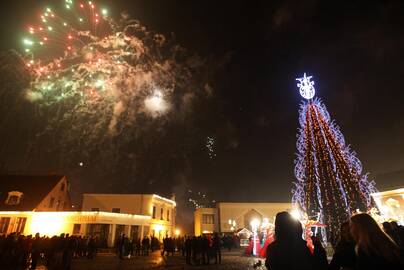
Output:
(16, 0), (209, 177)
(206, 136), (216, 159)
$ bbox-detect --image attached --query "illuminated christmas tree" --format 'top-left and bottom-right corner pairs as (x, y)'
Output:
(292, 73), (377, 245)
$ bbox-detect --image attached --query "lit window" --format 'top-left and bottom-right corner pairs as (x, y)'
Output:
(15, 217), (27, 233)
(5, 191), (23, 206)
(0, 217), (10, 234)
(202, 214), (214, 224)
(73, 224), (81, 235)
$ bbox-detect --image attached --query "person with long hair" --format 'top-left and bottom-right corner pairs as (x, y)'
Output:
(350, 213), (403, 269)
(265, 211), (314, 270)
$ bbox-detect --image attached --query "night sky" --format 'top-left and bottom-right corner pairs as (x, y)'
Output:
(0, 1), (404, 228)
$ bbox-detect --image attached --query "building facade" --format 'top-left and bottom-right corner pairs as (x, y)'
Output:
(0, 175), (177, 247)
(372, 187), (404, 224)
(82, 193), (176, 242)
(0, 174), (72, 237)
(195, 202), (292, 236)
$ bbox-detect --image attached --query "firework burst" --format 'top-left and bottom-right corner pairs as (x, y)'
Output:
(15, 0), (209, 180)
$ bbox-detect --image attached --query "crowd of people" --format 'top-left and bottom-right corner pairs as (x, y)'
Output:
(1, 212), (403, 269)
(0, 232), (97, 270)
(265, 211), (404, 270)
(117, 233), (231, 265)
(183, 234), (224, 265)
(115, 234), (162, 259)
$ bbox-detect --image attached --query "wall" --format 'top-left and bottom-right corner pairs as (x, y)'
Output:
(0, 211), (151, 247)
(82, 194), (176, 239)
(36, 177), (72, 211)
(194, 208), (217, 236)
(372, 188), (404, 224)
(218, 202), (292, 232)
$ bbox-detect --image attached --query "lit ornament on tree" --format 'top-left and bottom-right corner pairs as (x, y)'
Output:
(292, 73), (377, 245)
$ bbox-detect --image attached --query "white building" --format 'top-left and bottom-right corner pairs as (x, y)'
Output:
(195, 202), (292, 236)
(0, 175), (177, 248)
(372, 187), (404, 224)
(82, 193), (176, 243)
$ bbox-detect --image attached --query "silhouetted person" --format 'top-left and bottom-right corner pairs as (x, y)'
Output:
(117, 234), (126, 260)
(30, 233), (41, 270)
(142, 236), (150, 255)
(350, 213), (403, 270)
(185, 236), (192, 264)
(212, 233), (222, 264)
(201, 234), (210, 264)
(265, 212), (314, 270)
(329, 221), (356, 270)
(311, 236), (328, 270)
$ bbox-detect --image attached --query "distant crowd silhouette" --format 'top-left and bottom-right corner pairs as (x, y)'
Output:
(0, 233), (97, 270)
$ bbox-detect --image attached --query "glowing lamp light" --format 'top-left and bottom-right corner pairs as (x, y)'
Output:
(175, 229), (180, 236)
(102, 8), (108, 16)
(290, 209), (301, 220)
(30, 212), (67, 236)
(23, 38), (34, 46)
(250, 218), (260, 229)
(296, 73), (315, 100)
(154, 224), (164, 233)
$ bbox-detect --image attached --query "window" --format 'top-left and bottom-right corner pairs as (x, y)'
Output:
(56, 200), (60, 211)
(112, 208), (120, 213)
(73, 224), (81, 235)
(15, 217), (27, 234)
(91, 208), (99, 212)
(202, 214), (214, 224)
(166, 210), (170, 222)
(0, 217), (10, 234)
(61, 183), (65, 191)
(143, 226), (150, 237)
(49, 197), (55, 208)
(5, 191), (23, 206)
(8, 196), (19, 205)
(160, 208), (164, 220)
(152, 206), (156, 219)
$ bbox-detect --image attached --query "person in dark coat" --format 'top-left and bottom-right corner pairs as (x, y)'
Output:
(310, 235), (328, 270)
(212, 233), (222, 264)
(350, 213), (403, 270)
(117, 234), (126, 260)
(30, 233), (42, 270)
(185, 236), (192, 265)
(201, 234), (210, 264)
(265, 212), (314, 270)
(329, 221), (356, 270)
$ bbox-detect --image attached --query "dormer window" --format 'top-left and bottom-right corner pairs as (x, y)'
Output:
(5, 191), (24, 206)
